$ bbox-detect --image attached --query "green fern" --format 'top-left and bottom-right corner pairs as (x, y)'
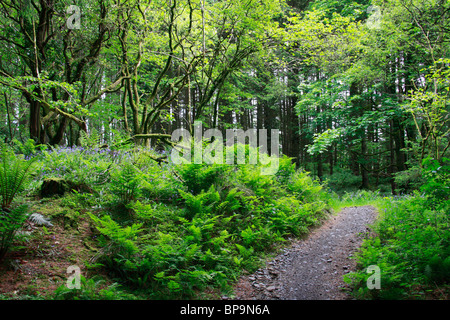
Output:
(0, 146), (35, 209)
(179, 186), (220, 219)
(0, 204), (28, 260)
(0, 146), (34, 260)
(29, 213), (53, 227)
(79, 128), (102, 149)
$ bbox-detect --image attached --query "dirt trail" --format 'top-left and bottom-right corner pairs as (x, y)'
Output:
(232, 206), (378, 300)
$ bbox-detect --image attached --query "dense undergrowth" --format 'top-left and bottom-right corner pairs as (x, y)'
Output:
(1, 139), (330, 299)
(335, 158), (450, 300)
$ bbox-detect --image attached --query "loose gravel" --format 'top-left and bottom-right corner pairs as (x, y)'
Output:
(231, 206), (378, 300)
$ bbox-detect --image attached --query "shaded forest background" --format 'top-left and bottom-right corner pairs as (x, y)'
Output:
(0, 0), (449, 195)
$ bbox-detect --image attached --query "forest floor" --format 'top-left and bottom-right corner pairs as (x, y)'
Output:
(231, 206), (378, 300)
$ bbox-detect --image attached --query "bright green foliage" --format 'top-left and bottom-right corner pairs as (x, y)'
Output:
(0, 145), (34, 260)
(90, 213), (143, 257)
(53, 276), (137, 300)
(421, 157), (450, 211)
(325, 168), (362, 193)
(74, 147), (330, 299)
(34, 146), (118, 186)
(345, 192), (449, 299)
(12, 139), (46, 158)
(179, 186), (220, 219)
(0, 146), (34, 209)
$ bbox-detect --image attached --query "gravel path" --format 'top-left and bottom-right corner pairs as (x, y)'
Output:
(232, 206), (378, 300)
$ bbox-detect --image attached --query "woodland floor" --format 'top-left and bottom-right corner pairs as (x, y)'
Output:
(231, 206), (378, 300)
(0, 198), (101, 299)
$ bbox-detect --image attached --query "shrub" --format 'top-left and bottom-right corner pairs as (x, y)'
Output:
(140, 162), (184, 203)
(0, 204), (29, 260)
(421, 157), (450, 211)
(12, 138), (46, 158)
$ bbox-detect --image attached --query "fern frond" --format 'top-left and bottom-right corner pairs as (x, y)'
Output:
(0, 204), (29, 260)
